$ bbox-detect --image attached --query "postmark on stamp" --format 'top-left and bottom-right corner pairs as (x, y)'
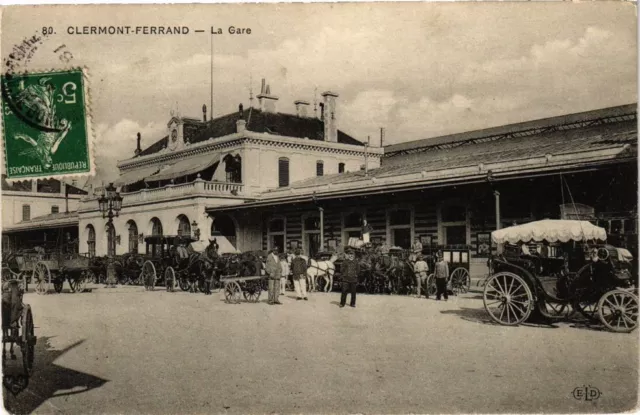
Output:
(1, 68), (93, 179)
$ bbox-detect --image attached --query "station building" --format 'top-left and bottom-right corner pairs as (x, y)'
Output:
(78, 82), (382, 257)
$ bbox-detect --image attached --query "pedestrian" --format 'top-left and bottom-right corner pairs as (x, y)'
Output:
(410, 238), (423, 262)
(265, 247), (283, 305)
(279, 253), (290, 296)
(434, 251), (449, 301)
(340, 248), (360, 308)
(290, 249), (308, 300)
(413, 254), (429, 298)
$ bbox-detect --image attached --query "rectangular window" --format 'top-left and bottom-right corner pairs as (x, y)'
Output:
(338, 163), (345, 174)
(51, 206), (59, 214)
(278, 158), (289, 187)
(22, 205), (30, 221)
(316, 161), (324, 177)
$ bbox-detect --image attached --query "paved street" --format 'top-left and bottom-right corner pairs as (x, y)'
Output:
(4, 285), (638, 414)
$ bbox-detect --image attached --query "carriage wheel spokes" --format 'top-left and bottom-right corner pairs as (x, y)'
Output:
(21, 305), (36, 376)
(450, 267), (470, 295)
(243, 282), (261, 303)
(426, 274), (437, 297)
(164, 267), (176, 292)
(142, 261), (157, 291)
(483, 272), (533, 326)
(33, 262), (51, 295)
(598, 289), (638, 333)
(224, 281), (242, 304)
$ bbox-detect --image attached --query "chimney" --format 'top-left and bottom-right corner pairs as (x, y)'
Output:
(134, 132), (142, 156)
(202, 104), (207, 122)
(321, 91), (339, 142)
(256, 78), (279, 113)
(294, 100), (310, 117)
(239, 103), (244, 118)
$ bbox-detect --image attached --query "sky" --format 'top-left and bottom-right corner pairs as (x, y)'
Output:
(1, 2), (637, 184)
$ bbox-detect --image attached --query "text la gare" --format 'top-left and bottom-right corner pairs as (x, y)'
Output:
(212, 26), (251, 35)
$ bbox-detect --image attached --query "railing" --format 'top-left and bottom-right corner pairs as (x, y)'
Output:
(120, 180), (244, 204)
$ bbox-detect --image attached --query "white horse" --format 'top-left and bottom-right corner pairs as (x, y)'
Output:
(307, 254), (338, 293)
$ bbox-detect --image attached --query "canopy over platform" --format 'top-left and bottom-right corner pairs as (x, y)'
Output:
(114, 165), (160, 187)
(491, 219), (607, 244)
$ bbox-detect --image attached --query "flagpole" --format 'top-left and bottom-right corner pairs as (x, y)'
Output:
(210, 34), (213, 121)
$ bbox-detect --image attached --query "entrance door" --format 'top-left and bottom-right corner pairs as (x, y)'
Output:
(444, 225), (467, 245)
(307, 233), (321, 257)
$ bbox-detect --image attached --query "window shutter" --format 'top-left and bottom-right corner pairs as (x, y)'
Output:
(278, 158), (289, 187)
(22, 205), (30, 221)
(316, 161), (324, 177)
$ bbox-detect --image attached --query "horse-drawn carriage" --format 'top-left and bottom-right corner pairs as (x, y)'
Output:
(483, 219), (638, 332)
(220, 251), (267, 303)
(139, 235), (216, 292)
(422, 245), (472, 297)
(2, 276), (36, 394)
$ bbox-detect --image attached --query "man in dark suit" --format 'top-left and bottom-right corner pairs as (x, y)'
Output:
(340, 248), (360, 308)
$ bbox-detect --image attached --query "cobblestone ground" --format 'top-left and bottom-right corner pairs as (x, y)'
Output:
(3, 285), (638, 414)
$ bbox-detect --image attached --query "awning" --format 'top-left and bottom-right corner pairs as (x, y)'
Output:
(145, 153), (221, 182)
(114, 165), (160, 187)
(491, 219), (607, 244)
(2, 212), (79, 233)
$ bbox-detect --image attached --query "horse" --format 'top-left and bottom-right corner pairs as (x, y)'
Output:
(2, 280), (23, 362)
(307, 254), (338, 293)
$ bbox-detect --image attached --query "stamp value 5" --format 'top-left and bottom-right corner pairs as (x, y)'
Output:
(1, 68), (92, 179)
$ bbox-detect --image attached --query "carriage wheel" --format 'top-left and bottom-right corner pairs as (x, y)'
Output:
(224, 281), (242, 304)
(243, 282), (261, 303)
(164, 267), (176, 292)
(597, 290), (638, 333)
(21, 306), (36, 376)
(178, 276), (191, 292)
(33, 262), (51, 295)
(483, 272), (533, 326)
(425, 274), (437, 297)
(141, 261), (157, 291)
(450, 267), (470, 294)
(71, 270), (93, 293)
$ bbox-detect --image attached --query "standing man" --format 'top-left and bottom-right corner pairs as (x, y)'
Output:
(279, 253), (290, 296)
(361, 219), (373, 245)
(291, 249), (308, 301)
(413, 254), (429, 298)
(410, 237), (423, 262)
(266, 247), (283, 305)
(340, 248), (360, 308)
(434, 251), (449, 301)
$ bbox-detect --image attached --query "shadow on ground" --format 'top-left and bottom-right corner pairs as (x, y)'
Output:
(4, 337), (108, 415)
(440, 307), (561, 329)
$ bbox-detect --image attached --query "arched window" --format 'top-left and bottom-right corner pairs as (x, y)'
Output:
(224, 154), (242, 183)
(86, 225), (96, 258)
(177, 215), (191, 237)
(127, 220), (138, 254)
(338, 163), (345, 174)
(278, 157), (289, 187)
(151, 218), (163, 236)
(316, 161), (324, 177)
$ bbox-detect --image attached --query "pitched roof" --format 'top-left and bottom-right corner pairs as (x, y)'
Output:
(2, 211), (79, 233)
(385, 103), (637, 156)
(137, 108), (363, 157)
(265, 117), (636, 194)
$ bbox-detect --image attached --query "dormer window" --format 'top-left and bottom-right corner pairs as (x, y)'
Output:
(316, 161), (324, 177)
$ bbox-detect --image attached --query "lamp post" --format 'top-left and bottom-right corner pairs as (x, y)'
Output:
(98, 183), (123, 287)
(191, 220), (201, 241)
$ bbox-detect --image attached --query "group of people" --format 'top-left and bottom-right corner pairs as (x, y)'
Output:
(412, 251), (450, 301)
(263, 246), (361, 308)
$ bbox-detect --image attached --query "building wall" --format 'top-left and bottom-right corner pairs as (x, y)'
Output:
(2, 192), (81, 228)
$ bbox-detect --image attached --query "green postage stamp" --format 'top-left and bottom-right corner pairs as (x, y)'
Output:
(1, 68), (93, 179)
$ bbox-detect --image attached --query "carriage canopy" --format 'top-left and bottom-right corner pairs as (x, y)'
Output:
(491, 219), (607, 244)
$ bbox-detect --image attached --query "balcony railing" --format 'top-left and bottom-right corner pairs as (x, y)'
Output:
(107, 180), (244, 205)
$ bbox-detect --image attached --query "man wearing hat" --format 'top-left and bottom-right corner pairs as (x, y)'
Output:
(290, 248), (309, 300)
(413, 253), (429, 298)
(434, 251), (449, 301)
(340, 248), (360, 308)
(265, 246), (283, 305)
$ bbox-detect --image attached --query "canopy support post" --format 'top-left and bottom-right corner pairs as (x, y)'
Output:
(494, 190), (501, 254)
(319, 207), (324, 251)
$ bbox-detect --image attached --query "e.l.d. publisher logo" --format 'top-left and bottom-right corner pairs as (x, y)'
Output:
(572, 385), (601, 401)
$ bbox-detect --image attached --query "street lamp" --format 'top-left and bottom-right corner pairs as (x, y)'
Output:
(98, 183), (123, 287)
(191, 220), (201, 240)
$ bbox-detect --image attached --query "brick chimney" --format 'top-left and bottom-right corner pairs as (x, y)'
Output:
(134, 132), (142, 156)
(256, 78), (279, 113)
(202, 104), (207, 122)
(236, 104), (246, 132)
(294, 100), (310, 117)
(321, 91), (339, 142)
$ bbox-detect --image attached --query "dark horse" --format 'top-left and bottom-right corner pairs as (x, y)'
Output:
(2, 280), (23, 362)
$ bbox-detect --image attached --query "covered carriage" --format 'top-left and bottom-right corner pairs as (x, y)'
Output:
(483, 220), (638, 332)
